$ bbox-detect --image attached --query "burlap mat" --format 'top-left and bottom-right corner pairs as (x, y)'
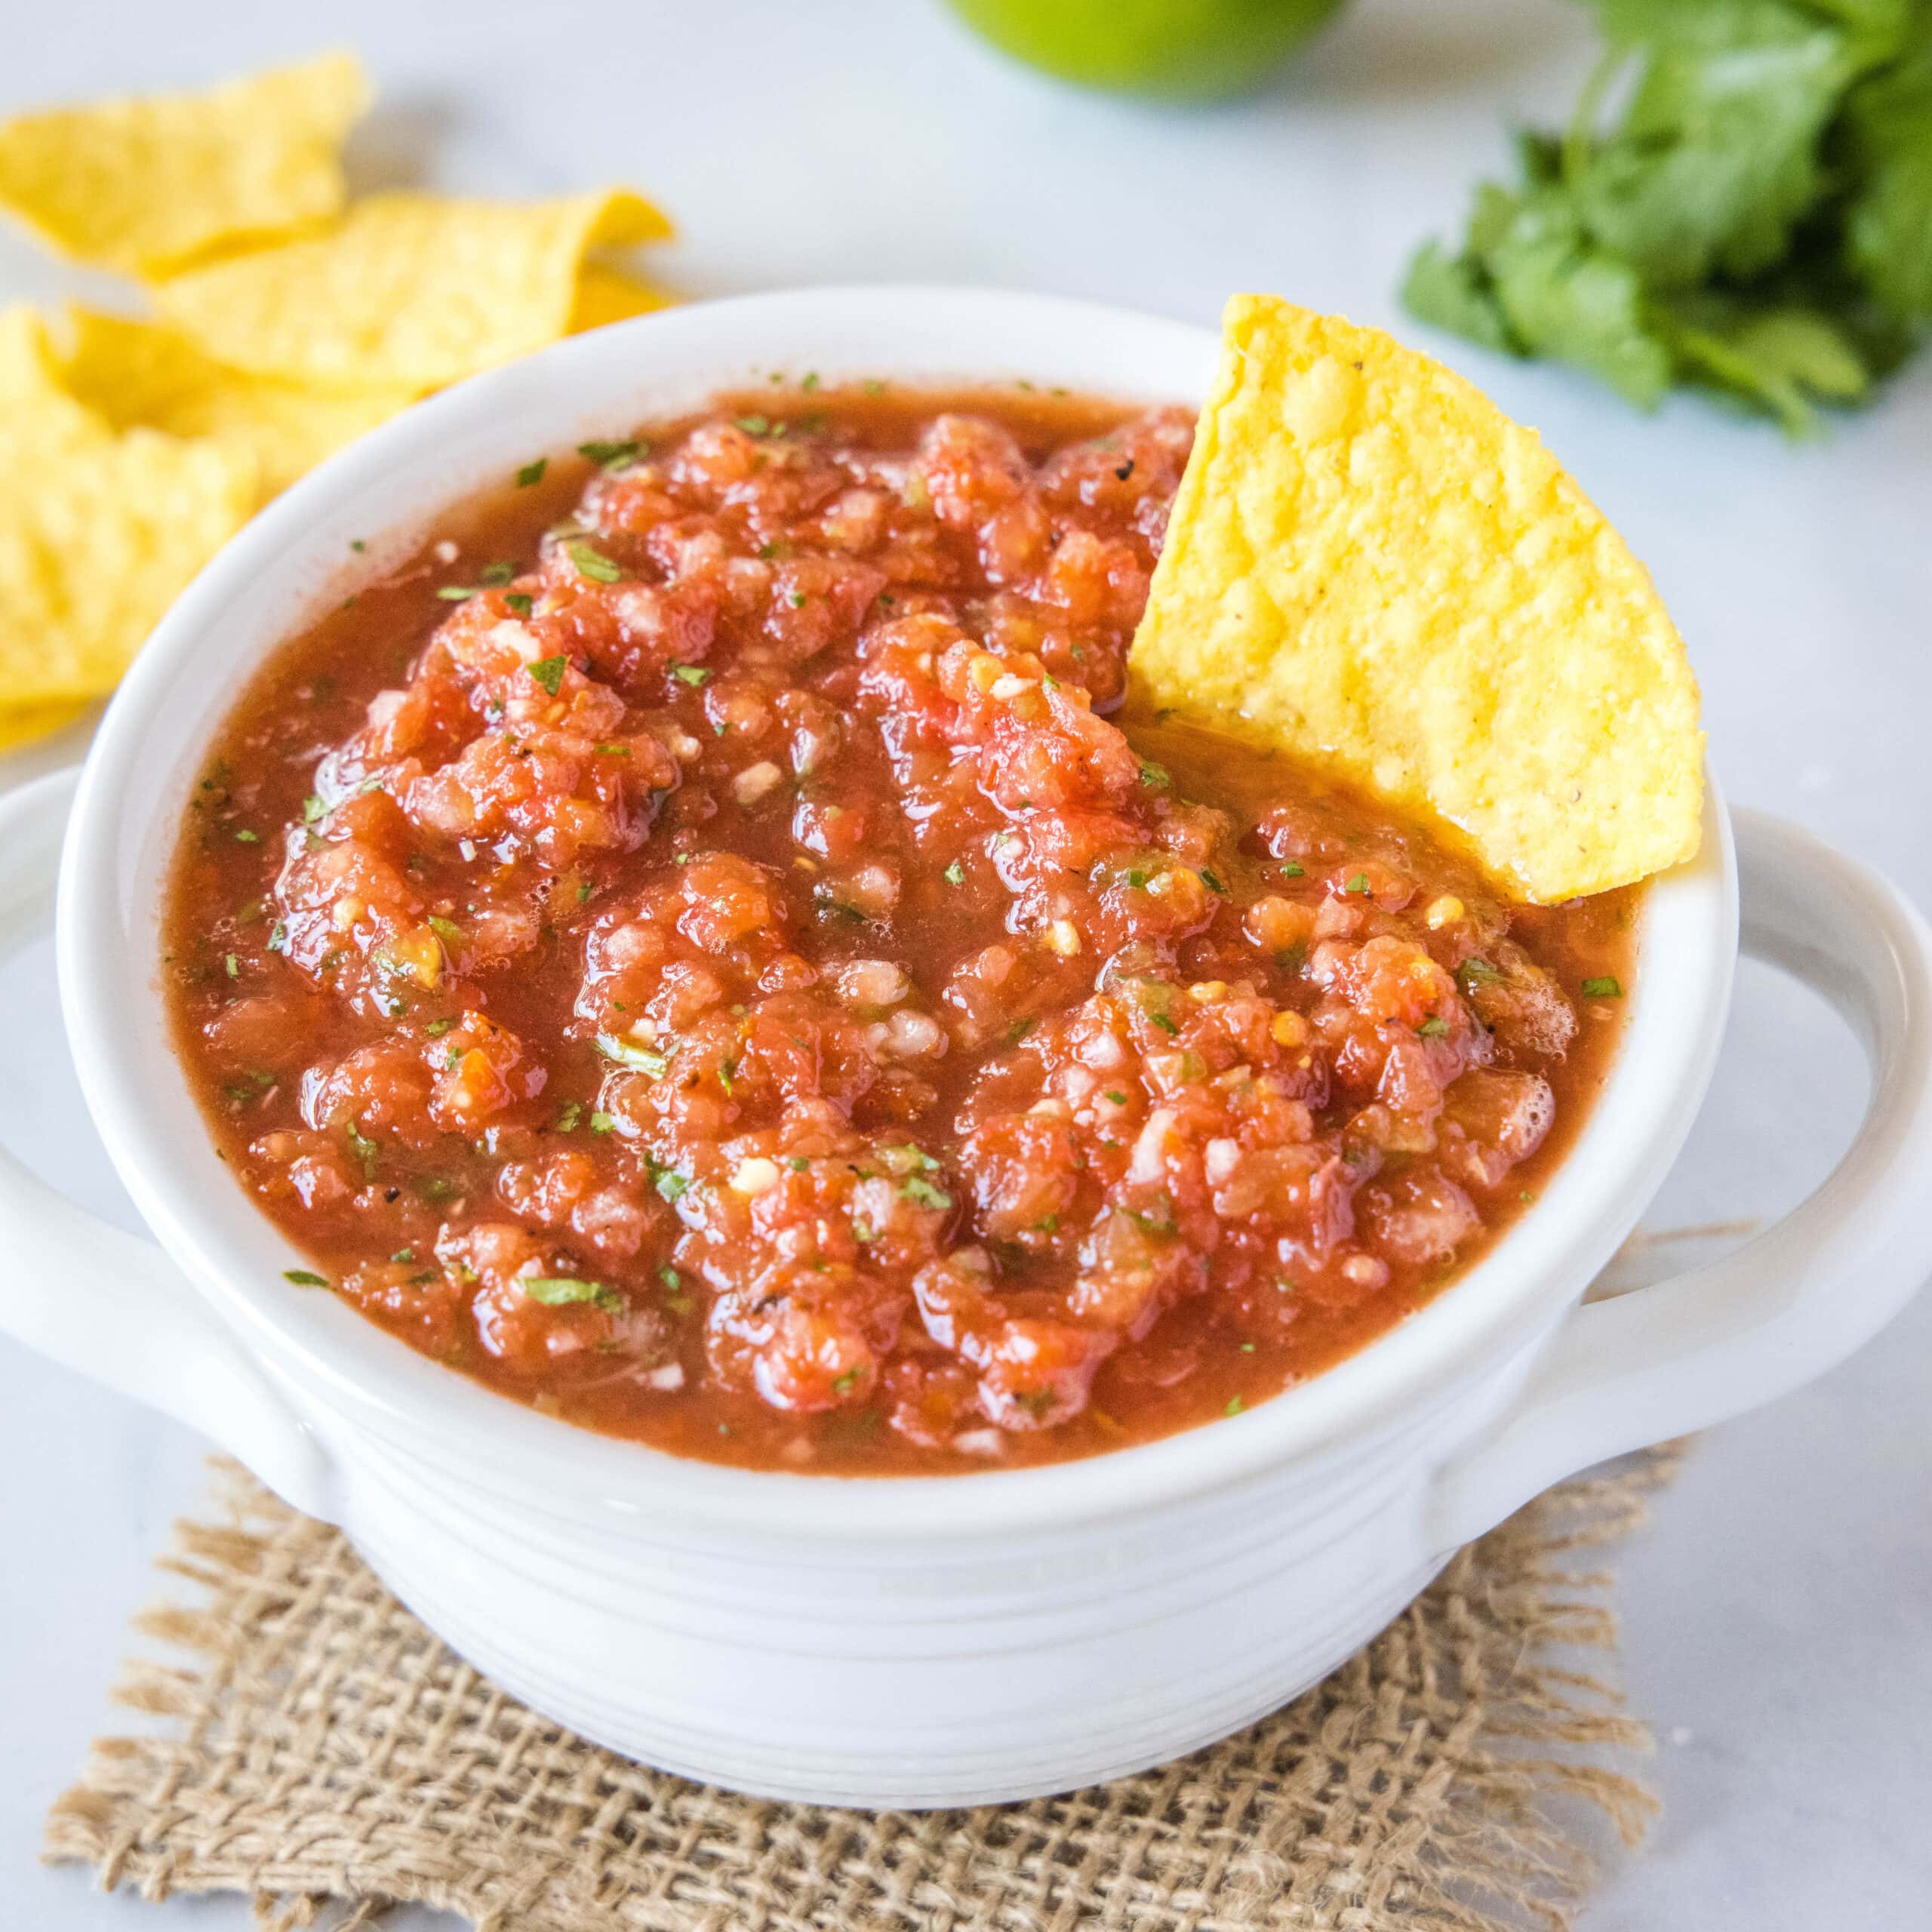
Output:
(42, 1442), (1682, 1932)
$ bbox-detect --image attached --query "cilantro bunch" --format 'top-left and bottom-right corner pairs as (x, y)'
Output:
(1404, 0), (1932, 434)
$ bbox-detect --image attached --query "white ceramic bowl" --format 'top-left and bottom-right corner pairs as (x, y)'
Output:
(5, 288), (1932, 1807)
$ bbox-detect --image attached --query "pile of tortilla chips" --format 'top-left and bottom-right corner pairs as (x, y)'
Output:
(1131, 294), (1704, 903)
(0, 51), (675, 753)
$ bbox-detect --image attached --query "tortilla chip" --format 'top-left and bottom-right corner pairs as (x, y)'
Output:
(0, 53), (368, 276)
(158, 189), (676, 389)
(0, 308), (255, 705)
(569, 262), (678, 334)
(0, 700), (88, 755)
(54, 307), (417, 501)
(1131, 294), (1703, 903)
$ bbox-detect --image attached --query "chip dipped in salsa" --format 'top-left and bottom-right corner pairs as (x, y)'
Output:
(162, 385), (1638, 1474)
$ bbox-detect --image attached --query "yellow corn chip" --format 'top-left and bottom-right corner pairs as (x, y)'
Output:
(158, 189), (676, 389)
(0, 53), (368, 276)
(0, 308), (255, 705)
(54, 308), (418, 501)
(1131, 295), (1703, 903)
(569, 262), (678, 334)
(0, 700), (88, 755)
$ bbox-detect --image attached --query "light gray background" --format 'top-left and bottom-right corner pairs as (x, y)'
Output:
(1, 0), (1927, 1924)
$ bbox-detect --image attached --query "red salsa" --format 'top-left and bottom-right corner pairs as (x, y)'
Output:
(163, 386), (1638, 1473)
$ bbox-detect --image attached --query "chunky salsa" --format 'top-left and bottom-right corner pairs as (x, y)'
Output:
(163, 384), (1638, 1474)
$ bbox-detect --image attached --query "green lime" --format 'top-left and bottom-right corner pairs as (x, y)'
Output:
(946, 0), (1347, 103)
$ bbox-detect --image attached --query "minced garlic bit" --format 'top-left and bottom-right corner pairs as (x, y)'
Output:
(730, 1156), (782, 1196)
(732, 761), (786, 806)
(1044, 918), (1081, 956)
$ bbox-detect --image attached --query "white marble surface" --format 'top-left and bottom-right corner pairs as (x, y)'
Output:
(1, 0), (1927, 1923)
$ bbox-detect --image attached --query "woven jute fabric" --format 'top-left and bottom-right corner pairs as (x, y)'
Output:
(43, 1444), (1681, 1932)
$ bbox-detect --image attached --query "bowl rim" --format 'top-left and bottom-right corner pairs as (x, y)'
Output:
(56, 285), (1737, 1543)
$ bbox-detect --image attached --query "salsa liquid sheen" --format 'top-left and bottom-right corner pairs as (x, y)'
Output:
(164, 386), (1637, 1474)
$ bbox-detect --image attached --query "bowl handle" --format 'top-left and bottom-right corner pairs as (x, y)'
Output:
(0, 767), (336, 1521)
(1427, 808), (1932, 1552)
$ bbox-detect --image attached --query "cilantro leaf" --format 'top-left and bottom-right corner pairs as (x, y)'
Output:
(1403, 0), (1932, 432)
(1843, 31), (1932, 327)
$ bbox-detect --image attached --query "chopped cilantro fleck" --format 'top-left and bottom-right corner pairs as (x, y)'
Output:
(1201, 868), (1226, 894)
(283, 1269), (328, 1287)
(1138, 759), (1171, 789)
(233, 828), (261, 844)
(302, 794), (326, 825)
(435, 585), (475, 601)
(515, 458), (547, 487)
(671, 663), (709, 685)
(528, 654), (569, 697)
(503, 592), (534, 617)
(734, 414), (771, 437)
(1280, 860), (1306, 879)
(1344, 872), (1371, 895)
(943, 860), (965, 886)
(555, 1100), (583, 1132)
(524, 1276), (621, 1312)
(589, 1112), (616, 1135)
(597, 1033), (669, 1077)
(425, 1017), (454, 1038)
(832, 1369), (859, 1395)
(1104, 1090), (1128, 1106)
(1417, 1015), (1450, 1039)
(900, 1175), (953, 1211)
(1150, 1011), (1180, 1036)
(1582, 975), (1624, 999)
(565, 540), (621, 583)
(1224, 1395), (1245, 1417)
(577, 438), (645, 467)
